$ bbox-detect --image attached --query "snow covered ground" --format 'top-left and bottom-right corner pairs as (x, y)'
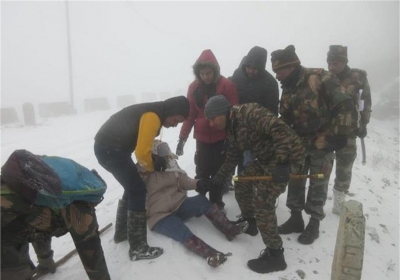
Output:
(1, 108), (399, 280)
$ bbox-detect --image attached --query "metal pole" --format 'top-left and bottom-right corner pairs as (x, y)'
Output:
(65, 0), (74, 111)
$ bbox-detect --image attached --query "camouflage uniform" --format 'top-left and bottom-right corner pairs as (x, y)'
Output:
(0, 183), (110, 280)
(213, 103), (305, 249)
(333, 66), (372, 193)
(279, 66), (354, 220)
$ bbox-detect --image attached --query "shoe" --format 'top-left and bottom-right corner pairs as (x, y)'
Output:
(247, 248), (287, 273)
(233, 216), (258, 236)
(332, 189), (346, 215)
(298, 218), (320, 245)
(278, 211), (304, 234)
(207, 252), (232, 268)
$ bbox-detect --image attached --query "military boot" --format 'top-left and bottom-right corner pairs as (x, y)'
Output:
(114, 199), (128, 243)
(298, 217), (320, 245)
(247, 248), (287, 273)
(205, 203), (249, 241)
(183, 235), (232, 267)
(232, 215), (258, 236)
(127, 211), (163, 260)
(278, 211), (304, 234)
(332, 189), (346, 215)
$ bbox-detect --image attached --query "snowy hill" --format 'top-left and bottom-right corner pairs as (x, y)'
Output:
(1, 109), (399, 280)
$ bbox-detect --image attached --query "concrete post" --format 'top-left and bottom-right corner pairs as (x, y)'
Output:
(23, 102), (36, 126)
(331, 200), (366, 280)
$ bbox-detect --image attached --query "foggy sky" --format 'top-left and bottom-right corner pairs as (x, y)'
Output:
(1, 1), (399, 113)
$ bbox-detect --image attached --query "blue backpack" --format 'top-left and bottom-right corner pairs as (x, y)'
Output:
(1, 150), (107, 208)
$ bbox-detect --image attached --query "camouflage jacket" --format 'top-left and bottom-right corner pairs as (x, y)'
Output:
(336, 65), (372, 128)
(0, 183), (110, 280)
(279, 66), (355, 149)
(213, 103), (305, 184)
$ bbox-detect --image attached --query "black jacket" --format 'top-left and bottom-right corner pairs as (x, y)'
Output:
(230, 46), (279, 115)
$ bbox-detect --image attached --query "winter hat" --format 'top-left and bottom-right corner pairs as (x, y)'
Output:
(152, 140), (171, 157)
(152, 140), (185, 174)
(163, 96), (190, 118)
(243, 46), (267, 70)
(327, 45), (348, 63)
(204, 95), (231, 119)
(271, 45), (301, 71)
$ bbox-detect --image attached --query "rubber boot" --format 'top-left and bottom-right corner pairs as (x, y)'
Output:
(247, 248), (287, 273)
(114, 199), (128, 243)
(278, 211), (304, 234)
(298, 217), (320, 245)
(127, 211), (164, 260)
(332, 189), (346, 215)
(205, 204), (249, 241)
(183, 235), (231, 268)
(232, 216), (259, 236)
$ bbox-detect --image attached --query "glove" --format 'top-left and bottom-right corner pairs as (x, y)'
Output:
(37, 251), (56, 274)
(176, 139), (186, 156)
(152, 154), (167, 172)
(328, 134), (348, 151)
(271, 163), (291, 184)
(196, 179), (211, 195)
(357, 125), (367, 138)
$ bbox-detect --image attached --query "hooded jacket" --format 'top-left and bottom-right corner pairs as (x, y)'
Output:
(179, 49), (239, 143)
(230, 46), (279, 115)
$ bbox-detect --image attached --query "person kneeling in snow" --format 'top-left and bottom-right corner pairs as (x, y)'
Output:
(138, 140), (248, 267)
(0, 150), (110, 280)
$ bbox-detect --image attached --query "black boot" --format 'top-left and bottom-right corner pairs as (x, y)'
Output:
(114, 199), (127, 243)
(232, 216), (259, 236)
(298, 218), (320, 245)
(278, 211), (304, 234)
(247, 248), (287, 273)
(183, 235), (232, 267)
(127, 211), (164, 260)
(205, 204), (249, 241)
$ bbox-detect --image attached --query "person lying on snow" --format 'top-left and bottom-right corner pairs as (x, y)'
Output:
(139, 140), (248, 267)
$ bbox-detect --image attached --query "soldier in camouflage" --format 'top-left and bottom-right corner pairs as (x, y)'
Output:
(327, 45), (372, 214)
(271, 45), (355, 245)
(1, 182), (110, 280)
(204, 95), (305, 274)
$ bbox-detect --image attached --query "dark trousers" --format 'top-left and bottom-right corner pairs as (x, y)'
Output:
(195, 140), (226, 206)
(94, 142), (146, 211)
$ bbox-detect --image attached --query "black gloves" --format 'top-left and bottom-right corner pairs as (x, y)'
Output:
(357, 125), (367, 138)
(152, 154), (167, 172)
(176, 139), (186, 156)
(196, 179), (211, 195)
(328, 134), (348, 152)
(271, 163), (291, 184)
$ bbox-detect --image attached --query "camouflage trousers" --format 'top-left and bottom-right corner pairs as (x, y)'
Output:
(286, 149), (334, 221)
(234, 161), (286, 249)
(334, 137), (357, 193)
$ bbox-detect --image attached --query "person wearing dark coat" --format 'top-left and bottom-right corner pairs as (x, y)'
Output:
(229, 46), (280, 175)
(94, 96), (189, 261)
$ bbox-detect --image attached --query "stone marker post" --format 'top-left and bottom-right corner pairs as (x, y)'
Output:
(23, 102), (36, 126)
(331, 200), (366, 280)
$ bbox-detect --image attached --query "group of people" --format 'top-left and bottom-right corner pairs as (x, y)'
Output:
(1, 44), (371, 279)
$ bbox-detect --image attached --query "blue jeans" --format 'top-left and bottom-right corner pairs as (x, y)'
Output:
(152, 195), (211, 243)
(94, 142), (146, 211)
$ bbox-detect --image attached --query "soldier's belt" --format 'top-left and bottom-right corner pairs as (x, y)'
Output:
(232, 174), (324, 182)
